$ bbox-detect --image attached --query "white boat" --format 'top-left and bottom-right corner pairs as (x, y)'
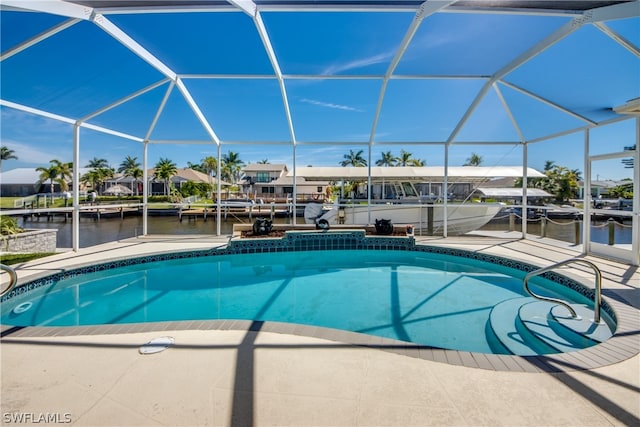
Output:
(303, 187), (503, 236)
(295, 166), (543, 236)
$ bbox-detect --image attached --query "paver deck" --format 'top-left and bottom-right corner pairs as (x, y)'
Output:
(1, 232), (638, 426)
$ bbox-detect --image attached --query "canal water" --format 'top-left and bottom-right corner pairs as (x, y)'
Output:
(15, 214), (633, 249)
(16, 215), (293, 248)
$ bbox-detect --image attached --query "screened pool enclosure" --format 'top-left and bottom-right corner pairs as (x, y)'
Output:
(1, 1), (638, 264)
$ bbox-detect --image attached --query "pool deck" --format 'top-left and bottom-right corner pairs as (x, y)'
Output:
(1, 231), (638, 426)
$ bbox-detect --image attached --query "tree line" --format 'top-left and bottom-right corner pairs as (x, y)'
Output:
(340, 149), (483, 167)
(0, 149), (248, 198)
(0, 145), (634, 202)
(70, 152), (246, 197)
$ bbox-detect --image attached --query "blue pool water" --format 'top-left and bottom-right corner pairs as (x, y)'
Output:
(1, 250), (597, 354)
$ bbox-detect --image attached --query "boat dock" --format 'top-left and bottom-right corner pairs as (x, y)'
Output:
(178, 202), (295, 222)
(81, 206), (140, 220)
(178, 207), (211, 222)
(22, 211), (71, 222)
(15, 204), (142, 222)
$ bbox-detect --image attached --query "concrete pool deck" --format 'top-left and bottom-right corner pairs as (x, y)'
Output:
(1, 232), (638, 426)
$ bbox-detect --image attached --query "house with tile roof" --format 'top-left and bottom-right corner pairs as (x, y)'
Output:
(240, 164), (329, 200)
(104, 168), (230, 196)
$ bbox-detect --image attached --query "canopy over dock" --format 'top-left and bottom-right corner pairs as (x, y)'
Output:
(290, 166), (546, 182)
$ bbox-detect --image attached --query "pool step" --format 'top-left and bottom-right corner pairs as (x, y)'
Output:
(489, 298), (555, 356)
(519, 302), (612, 353)
(489, 298), (611, 356)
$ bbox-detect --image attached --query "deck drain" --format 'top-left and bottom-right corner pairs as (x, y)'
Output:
(139, 336), (175, 355)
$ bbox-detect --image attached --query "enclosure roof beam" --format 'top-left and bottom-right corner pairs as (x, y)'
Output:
(1, 0), (93, 19)
(447, 15), (586, 144)
(0, 18), (81, 62)
(229, 0), (297, 145)
(369, 1), (455, 146)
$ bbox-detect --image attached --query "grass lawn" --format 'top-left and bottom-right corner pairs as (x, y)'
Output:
(1, 195), (68, 209)
(0, 197), (22, 209)
(1, 252), (57, 265)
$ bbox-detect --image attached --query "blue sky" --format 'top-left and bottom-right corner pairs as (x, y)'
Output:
(1, 7), (638, 180)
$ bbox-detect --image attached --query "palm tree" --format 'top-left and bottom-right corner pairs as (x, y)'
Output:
(376, 151), (397, 167)
(199, 156), (218, 196)
(396, 150), (424, 166)
(35, 160), (72, 193)
(118, 156), (141, 194)
(129, 167), (143, 195)
(36, 161), (60, 196)
(118, 156), (139, 174)
(84, 158), (114, 194)
(81, 169), (104, 194)
(86, 157), (109, 169)
(463, 152), (483, 166)
(375, 151), (398, 199)
(257, 159), (270, 164)
(569, 168), (582, 182)
(154, 157), (177, 196)
(186, 161), (206, 174)
(543, 160), (556, 172)
(53, 160), (73, 191)
(516, 163), (580, 202)
(81, 166), (114, 195)
(221, 151), (245, 184)
(201, 156), (217, 178)
(340, 149), (367, 167)
(1, 146), (17, 170)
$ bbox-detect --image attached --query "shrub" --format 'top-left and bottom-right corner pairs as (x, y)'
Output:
(1, 216), (24, 251)
(179, 181), (212, 198)
(1, 216), (23, 236)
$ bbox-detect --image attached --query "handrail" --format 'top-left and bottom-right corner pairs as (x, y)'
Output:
(523, 258), (602, 323)
(0, 263), (18, 297)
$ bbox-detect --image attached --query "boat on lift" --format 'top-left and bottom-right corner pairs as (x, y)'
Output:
(293, 166), (545, 235)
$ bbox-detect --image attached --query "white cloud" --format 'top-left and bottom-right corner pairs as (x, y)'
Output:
(322, 49), (395, 75)
(0, 139), (65, 166)
(1, 108), (72, 136)
(1, 108), (75, 168)
(301, 98), (364, 113)
(344, 131), (392, 141)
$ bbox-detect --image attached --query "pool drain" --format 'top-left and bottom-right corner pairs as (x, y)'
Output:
(139, 336), (175, 355)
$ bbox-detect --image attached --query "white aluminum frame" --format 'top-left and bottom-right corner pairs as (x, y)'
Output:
(0, 0), (638, 263)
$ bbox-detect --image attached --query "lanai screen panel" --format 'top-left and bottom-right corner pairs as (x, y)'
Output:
(0, 0), (637, 152)
(1, 18), (165, 121)
(182, 79), (292, 142)
(107, 12), (274, 75)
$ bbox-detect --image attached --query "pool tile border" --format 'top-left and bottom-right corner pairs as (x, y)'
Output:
(1, 231), (637, 373)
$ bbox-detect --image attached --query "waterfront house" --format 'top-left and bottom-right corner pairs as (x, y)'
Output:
(104, 168), (227, 196)
(240, 164), (330, 200)
(0, 167), (90, 197)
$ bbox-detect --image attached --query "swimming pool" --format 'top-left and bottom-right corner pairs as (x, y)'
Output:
(1, 244), (615, 355)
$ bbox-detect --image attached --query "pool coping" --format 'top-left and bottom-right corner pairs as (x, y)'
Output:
(1, 234), (638, 373)
(1, 305), (637, 373)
